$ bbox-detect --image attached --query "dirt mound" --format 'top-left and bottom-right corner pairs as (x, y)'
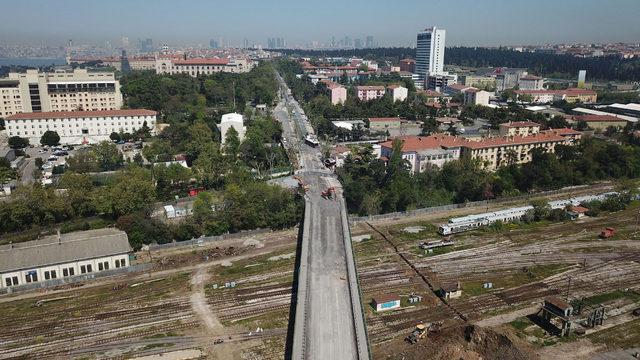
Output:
(376, 324), (537, 360)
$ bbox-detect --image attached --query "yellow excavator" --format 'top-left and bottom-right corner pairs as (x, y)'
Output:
(406, 323), (427, 344)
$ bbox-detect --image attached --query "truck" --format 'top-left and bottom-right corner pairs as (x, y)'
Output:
(600, 227), (616, 238)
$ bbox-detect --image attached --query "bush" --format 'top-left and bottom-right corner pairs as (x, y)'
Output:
(116, 213), (172, 250)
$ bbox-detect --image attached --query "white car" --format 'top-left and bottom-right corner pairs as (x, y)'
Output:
(41, 162), (54, 170)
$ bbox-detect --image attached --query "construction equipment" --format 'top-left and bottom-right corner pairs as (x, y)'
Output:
(600, 227), (616, 238)
(293, 176), (309, 192)
(321, 187), (336, 200)
(406, 323), (427, 344)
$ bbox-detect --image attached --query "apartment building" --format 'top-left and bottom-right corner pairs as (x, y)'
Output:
(5, 109), (157, 145)
(460, 75), (496, 89)
(463, 88), (491, 106)
(155, 57), (253, 76)
(0, 69), (123, 117)
(515, 88), (597, 104)
(356, 85), (386, 101)
(518, 75), (544, 90)
(320, 80), (347, 105)
(387, 84), (408, 102)
(499, 121), (541, 137)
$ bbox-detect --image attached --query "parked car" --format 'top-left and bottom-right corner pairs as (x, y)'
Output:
(47, 156), (58, 162)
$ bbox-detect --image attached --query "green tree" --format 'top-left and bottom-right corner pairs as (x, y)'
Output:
(92, 141), (124, 171)
(109, 132), (122, 142)
(223, 127), (241, 159)
(8, 136), (29, 150)
(66, 150), (100, 173)
(59, 172), (96, 216)
(531, 199), (551, 221)
(116, 213), (172, 250)
(40, 130), (60, 146)
(94, 167), (156, 217)
(192, 191), (214, 223)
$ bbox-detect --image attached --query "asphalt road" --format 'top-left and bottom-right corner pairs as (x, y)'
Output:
(274, 72), (369, 359)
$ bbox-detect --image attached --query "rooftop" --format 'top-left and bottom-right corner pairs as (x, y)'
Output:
(5, 109), (157, 120)
(0, 228), (131, 273)
(500, 121), (540, 128)
(369, 117), (403, 122)
(357, 85), (385, 91)
(372, 294), (400, 304)
(520, 75), (543, 80)
(573, 114), (626, 122)
(545, 296), (573, 311)
(441, 282), (461, 293)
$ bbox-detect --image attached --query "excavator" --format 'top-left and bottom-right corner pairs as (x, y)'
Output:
(321, 187), (336, 200)
(406, 321), (443, 344)
(293, 175), (309, 193)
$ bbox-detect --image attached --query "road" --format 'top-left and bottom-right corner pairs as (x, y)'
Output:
(273, 72), (370, 359)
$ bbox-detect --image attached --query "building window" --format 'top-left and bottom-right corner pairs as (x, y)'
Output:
(98, 261), (109, 271)
(80, 264), (92, 274)
(25, 271), (38, 283)
(63, 267), (75, 277)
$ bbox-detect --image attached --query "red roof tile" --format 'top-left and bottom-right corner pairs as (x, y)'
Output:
(173, 58), (229, 65)
(500, 121), (540, 128)
(573, 114), (625, 122)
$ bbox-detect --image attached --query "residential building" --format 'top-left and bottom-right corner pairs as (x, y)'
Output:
(418, 90), (451, 104)
(0, 69), (123, 117)
(387, 84), (408, 102)
(356, 85), (385, 101)
(439, 282), (462, 300)
(372, 294), (401, 312)
(444, 83), (475, 95)
(568, 114), (628, 130)
(515, 88), (597, 104)
(463, 88), (491, 106)
(518, 75), (544, 90)
(499, 121), (541, 137)
(320, 80), (347, 105)
(218, 113), (246, 144)
(368, 117), (403, 132)
(155, 57), (253, 77)
(380, 135), (463, 173)
(416, 27), (446, 83)
(0, 228), (131, 289)
(4, 109), (157, 145)
(399, 58), (416, 73)
(427, 73), (457, 92)
(460, 75), (496, 89)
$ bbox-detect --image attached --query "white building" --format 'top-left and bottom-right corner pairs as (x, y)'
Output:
(416, 27), (446, 87)
(463, 89), (491, 106)
(155, 58), (253, 77)
(0, 69), (123, 118)
(4, 109), (157, 145)
(387, 84), (408, 102)
(218, 113), (246, 144)
(0, 228), (131, 289)
(518, 75), (544, 90)
(356, 86), (386, 101)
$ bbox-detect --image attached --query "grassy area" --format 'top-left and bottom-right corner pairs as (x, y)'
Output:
(460, 264), (570, 298)
(385, 222), (439, 243)
(510, 317), (534, 331)
(209, 247), (296, 284)
(230, 308), (290, 329)
(589, 318), (640, 349)
(580, 289), (640, 307)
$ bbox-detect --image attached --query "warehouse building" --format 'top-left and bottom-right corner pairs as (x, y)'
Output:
(0, 228), (131, 289)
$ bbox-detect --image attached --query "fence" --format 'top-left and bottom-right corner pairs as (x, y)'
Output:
(148, 228), (274, 250)
(349, 184), (597, 224)
(0, 263), (152, 295)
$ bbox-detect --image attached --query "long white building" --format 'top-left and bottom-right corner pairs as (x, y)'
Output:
(155, 58), (253, 77)
(0, 228), (131, 289)
(5, 109), (157, 145)
(0, 69), (123, 118)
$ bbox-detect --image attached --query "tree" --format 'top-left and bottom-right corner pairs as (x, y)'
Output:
(192, 191), (214, 223)
(67, 149), (100, 173)
(110, 132), (122, 142)
(8, 136), (29, 150)
(40, 130), (60, 146)
(116, 213), (171, 250)
(94, 166), (156, 217)
(224, 127), (241, 159)
(531, 199), (551, 221)
(92, 141), (124, 171)
(59, 172), (96, 216)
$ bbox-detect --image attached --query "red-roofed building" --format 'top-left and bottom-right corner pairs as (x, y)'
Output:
(155, 57), (252, 76)
(568, 114), (628, 130)
(5, 109), (157, 145)
(379, 129), (577, 172)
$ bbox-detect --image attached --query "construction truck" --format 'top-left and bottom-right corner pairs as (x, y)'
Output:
(321, 187), (336, 200)
(406, 323), (427, 344)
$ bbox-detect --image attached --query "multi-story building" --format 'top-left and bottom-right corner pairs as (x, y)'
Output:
(356, 85), (386, 101)
(320, 80), (347, 105)
(568, 114), (628, 130)
(4, 109), (157, 145)
(155, 57), (253, 77)
(463, 88), (491, 106)
(518, 75), (544, 90)
(380, 128), (581, 173)
(460, 75), (496, 89)
(399, 58), (416, 73)
(0, 228), (131, 289)
(426, 73), (458, 92)
(499, 121), (541, 137)
(387, 84), (408, 102)
(416, 27), (446, 87)
(515, 88), (597, 104)
(0, 69), (122, 117)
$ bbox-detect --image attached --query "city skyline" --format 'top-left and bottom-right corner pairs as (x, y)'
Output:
(0, 0), (639, 48)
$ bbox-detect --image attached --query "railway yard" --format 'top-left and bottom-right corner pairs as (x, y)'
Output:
(2, 185), (640, 359)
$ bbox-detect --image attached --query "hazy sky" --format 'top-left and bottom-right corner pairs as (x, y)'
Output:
(1, 0), (639, 47)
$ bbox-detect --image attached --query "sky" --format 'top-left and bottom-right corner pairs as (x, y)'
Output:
(0, 0), (639, 47)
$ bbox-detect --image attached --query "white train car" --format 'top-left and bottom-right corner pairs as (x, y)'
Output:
(438, 191), (620, 235)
